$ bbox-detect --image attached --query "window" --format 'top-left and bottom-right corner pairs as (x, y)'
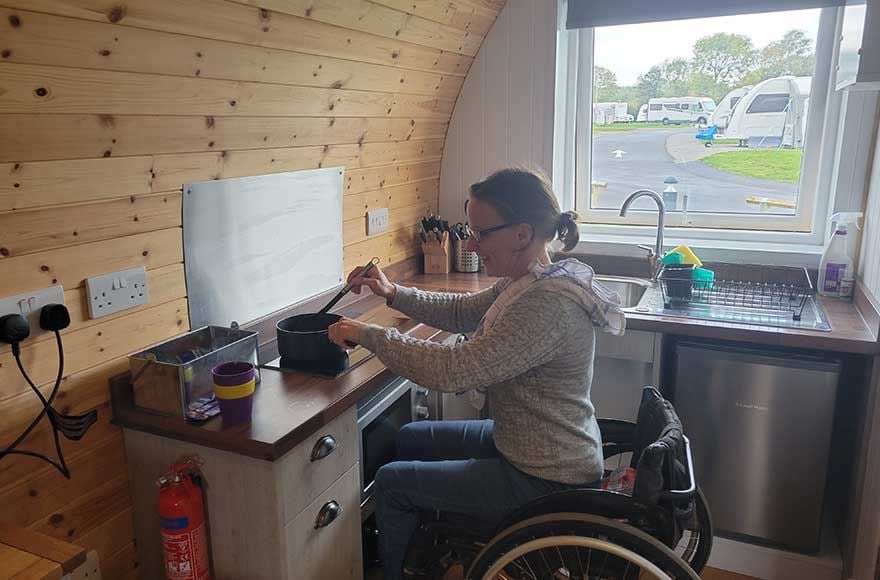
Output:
(562, 7), (839, 234)
(746, 93), (792, 114)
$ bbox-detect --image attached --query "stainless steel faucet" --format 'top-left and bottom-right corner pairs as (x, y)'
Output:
(619, 189), (666, 281)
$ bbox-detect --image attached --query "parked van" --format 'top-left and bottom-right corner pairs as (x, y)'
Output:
(725, 76), (811, 148)
(637, 104), (648, 122)
(646, 97), (716, 125)
(709, 86), (752, 129)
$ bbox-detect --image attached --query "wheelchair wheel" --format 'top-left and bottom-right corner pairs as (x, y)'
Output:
(466, 513), (699, 580)
(673, 488), (712, 574)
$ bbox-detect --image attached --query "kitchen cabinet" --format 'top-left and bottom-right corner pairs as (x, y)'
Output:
(123, 407), (363, 580)
(591, 330), (662, 422)
(837, 0), (880, 90)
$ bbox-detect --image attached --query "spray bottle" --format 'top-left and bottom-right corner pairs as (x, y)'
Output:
(818, 212), (862, 298)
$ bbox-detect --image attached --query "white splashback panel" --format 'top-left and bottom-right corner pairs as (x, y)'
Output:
(184, 167), (344, 328)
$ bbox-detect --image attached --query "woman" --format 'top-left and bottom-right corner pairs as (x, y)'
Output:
(328, 168), (625, 580)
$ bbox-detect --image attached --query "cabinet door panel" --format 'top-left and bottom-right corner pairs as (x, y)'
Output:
(284, 464), (363, 580)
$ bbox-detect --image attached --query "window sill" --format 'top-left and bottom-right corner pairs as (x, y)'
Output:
(570, 230), (824, 268)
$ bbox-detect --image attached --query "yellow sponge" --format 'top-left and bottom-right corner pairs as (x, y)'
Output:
(670, 244), (703, 268)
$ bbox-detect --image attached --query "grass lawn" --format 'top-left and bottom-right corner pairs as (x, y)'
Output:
(701, 149), (803, 183)
(593, 122), (669, 132)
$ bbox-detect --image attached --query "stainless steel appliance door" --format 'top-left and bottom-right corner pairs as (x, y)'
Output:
(357, 378), (415, 514)
(673, 342), (839, 553)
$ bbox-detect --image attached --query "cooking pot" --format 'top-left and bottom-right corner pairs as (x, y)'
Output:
(275, 257), (378, 372)
(276, 312), (346, 364)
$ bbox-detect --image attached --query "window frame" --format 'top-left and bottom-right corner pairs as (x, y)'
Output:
(566, 8), (842, 238)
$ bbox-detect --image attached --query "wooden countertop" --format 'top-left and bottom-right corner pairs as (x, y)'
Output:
(111, 269), (879, 463)
(111, 293), (450, 461)
(0, 525), (87, 580)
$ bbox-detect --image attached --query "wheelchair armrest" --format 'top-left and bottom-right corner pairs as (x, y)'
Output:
(598, 418), (636, 446)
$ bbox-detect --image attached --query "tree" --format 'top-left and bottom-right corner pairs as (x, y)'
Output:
(758, 29), (815, 77)
(637, 65), (665, 98)
(663, 58), (692, 96)
(693, 33), (757, 85)
(593, 66), (619, 102)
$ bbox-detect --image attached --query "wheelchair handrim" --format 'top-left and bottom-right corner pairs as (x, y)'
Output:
(479, 535), (672, 580)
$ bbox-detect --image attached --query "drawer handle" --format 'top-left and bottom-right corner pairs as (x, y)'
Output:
(314, 500), (342, 529)
(310, 435), (338, 462)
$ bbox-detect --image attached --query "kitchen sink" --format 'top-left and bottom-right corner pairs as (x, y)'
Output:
(594, 276), (651, 309)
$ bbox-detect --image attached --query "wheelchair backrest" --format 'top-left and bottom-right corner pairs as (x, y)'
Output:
(629, 387), (687, 504)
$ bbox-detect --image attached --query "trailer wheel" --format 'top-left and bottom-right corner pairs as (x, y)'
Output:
(662, 118), (670, 125)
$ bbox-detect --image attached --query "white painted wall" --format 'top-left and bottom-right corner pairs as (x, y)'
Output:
(439, 0), (557, 222)
(859, 113), (880, 302)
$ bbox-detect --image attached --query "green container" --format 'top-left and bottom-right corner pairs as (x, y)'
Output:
(692, 267), (715, 290)
(661, 251), (685, 265)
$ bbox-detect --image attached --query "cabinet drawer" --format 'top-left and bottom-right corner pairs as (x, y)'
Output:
(284, 463), (363, 580)
(278, 406), (358, 523)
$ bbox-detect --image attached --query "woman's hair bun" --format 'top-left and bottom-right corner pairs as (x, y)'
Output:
(557, 210), (580, 252)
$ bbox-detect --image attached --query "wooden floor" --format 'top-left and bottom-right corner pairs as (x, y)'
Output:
(702, 568), (760, 580)
(365, 566), (759, 579)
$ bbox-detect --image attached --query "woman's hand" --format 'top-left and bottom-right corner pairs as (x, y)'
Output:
(347, 262), (397, 301)
(328, 318), (368, 349)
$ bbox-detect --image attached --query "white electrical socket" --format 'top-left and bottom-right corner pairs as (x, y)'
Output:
(367, 207), (390, 235)
(0, 285), (65, 339)
(85, 266), (149, 319)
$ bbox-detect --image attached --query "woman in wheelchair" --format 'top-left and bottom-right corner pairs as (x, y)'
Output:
(328, 168), (636, 579)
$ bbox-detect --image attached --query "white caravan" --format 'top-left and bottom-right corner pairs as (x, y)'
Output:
(637, 104), (648, 122)
(593, 102), (630, 125)
(709, 86), (752, 129)
(646, 97), (716, 125)
(725, 76), (811, 148)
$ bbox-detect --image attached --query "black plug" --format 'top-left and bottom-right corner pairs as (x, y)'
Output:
(0, 313), (30, 357)
(40, 303), (70, 332)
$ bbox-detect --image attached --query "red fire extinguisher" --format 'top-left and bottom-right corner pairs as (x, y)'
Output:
(157, 457), (211, 580)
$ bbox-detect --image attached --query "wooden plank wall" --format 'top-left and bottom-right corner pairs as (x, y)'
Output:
(0, 1), (503, 577)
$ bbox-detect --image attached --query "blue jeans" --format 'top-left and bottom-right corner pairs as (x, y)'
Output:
(374, 420), (594, 580)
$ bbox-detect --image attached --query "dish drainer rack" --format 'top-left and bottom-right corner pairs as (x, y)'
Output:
(659, 267), (814, 321)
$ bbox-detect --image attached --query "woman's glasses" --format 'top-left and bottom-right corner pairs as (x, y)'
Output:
(465, 223), (515, 243)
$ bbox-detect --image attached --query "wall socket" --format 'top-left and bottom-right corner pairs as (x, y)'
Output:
(85, 266), (149, 319)
(366, 208), (390, 235)
(0, 285), (65, 339)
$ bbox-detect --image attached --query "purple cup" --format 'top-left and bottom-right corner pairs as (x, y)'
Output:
(212, 361), (255, 386)
(217, 394), (254, 426)
(212, 362), (256, 426)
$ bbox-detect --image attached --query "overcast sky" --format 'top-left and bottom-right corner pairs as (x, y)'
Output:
(594, 8), (823, 85)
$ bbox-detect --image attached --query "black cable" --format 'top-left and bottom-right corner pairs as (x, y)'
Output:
(2, 331), (62, 458)
(0, 330), (71, 478)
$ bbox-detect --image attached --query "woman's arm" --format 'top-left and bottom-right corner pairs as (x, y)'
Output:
(388, 282), (505, 333)
(343, 262), (504, 333)
(359, 289), (576, 393)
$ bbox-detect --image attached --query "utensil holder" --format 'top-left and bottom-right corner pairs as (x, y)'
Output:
(422, 231), (452, 274)
(453, 239), (480, 273)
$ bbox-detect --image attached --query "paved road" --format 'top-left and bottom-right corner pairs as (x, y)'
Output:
(592, 127), (798, 214)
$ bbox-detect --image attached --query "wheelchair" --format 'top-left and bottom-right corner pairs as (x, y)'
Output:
(402, 387), (713, 580)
